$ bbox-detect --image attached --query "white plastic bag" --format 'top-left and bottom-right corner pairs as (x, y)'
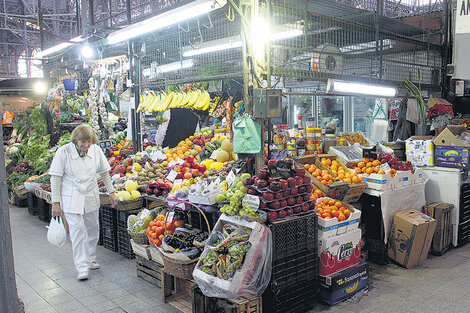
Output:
(193, 214), (272, 299)
(46, 217), (67, 248)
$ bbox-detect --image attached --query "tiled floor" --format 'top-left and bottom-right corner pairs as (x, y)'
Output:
(9, 204), (470, 313)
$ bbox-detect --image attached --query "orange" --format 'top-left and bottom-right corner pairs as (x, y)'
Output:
(322, 198), (329, 204)
(315, 190), (323, 196)
(337, 212), (346, 222)
(363, 158), (370, 163)
(178, 142), (184, 147)
(344, 178), (352, 183)
(364, 173), (370, 177)
(326, 159), (332, 166)
(337, 173), (345, 180)
(352, 176), (360, 184)
(321, 179), (327, 185)
(354, 167), (361, 174)
(327, 179), (333, 184)
(323, 208), (332, 215)
(321, 213), (332, 219)
(357, 162), (365, 168)
(328, 199), (336, 206)
(366, 162), (372, 168)
(331, 210), (340, 218)
(378, 170), (385, 174)
(330, 164), (338, 171)
(344, 210), (352, 219)
(338, 207), (346, 212)
(359, 176), (364, 182)
(335, 201), (342, 208)
(366, 167), (374, 174)
(304, 164), (311, 170)
(361, 167), (368, 173)
(321, 158), (328, 165)
(372, 160), (381, 166)
(308, 167), (315, 174)
(332, 160), (338, 165)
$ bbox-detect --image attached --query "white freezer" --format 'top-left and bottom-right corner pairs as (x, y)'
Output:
(419, 166), (470, 247)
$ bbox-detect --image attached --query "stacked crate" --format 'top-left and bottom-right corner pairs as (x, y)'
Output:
(27, 192), (38, 216)
(116, 210), (139, 259)
(262, 213), (318, 313)
(459, 184), (470, 245)
(100, 205), (118, 252)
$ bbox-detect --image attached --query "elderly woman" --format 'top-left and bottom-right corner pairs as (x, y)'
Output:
(49, 124), (119, 280)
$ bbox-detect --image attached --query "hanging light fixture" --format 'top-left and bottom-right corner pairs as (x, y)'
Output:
(35, 36), (86, 59)
(327, 79), (397, 97)
(107, 0), (227, 45)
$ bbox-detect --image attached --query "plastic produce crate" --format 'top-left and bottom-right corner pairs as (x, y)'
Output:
(263, 278), (317, 313)
(116, 210), (140, 259)
(102, 223), (118, 252)
(268, 212), (318, 262)
(27, 192), (38, 215)
(271, 249), (318, 288)
(100, 205), (117, 227)
(37, 197), (51, 222)
(188, 209), (220, 233)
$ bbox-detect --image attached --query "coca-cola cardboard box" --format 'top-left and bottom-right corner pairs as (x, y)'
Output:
(318, 228), (362, 276)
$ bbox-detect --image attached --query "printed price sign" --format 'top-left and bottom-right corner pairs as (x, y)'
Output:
(168, 160), (176, 167)
(166, 212), (174, 223)
(174, 179), (183, 185)
(242, 195), (260, 210)
(167, 170), (178, 182)
(378, 163), (391, 173)
(226, 170), (236, 186)
(210, 150), (218, 160)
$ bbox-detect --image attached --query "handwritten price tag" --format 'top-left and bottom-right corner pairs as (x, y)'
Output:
(226, 170), (236, 186)
(378, 163), (391, 173)
(210, 150), (218, 160)
(167, 170), (178, 182)
(166, 212), (174, 223)
(174, 179), (183, 185)
(242, 195), (260, 210)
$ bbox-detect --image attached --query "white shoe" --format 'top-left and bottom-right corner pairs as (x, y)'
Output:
(77, 271), (89, 281)
(89, 261), (100, 270)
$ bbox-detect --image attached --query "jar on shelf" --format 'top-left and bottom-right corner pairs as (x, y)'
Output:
(323, 134), (337, 154)
(273, 125), (288, 150)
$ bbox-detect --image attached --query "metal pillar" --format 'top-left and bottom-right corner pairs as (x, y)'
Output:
(80, 0), (87, 36)
(88, 0), (94, 26)
(0, 125), (22, 313)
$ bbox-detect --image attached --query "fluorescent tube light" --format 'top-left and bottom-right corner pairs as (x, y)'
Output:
(143, 59), (194, 78)
(340, 39), (393, 54)
(182, 28), (303, 57)
(35, 36), (85, 58)
(327, 79), (396, 97)
(107, 0), (226, 45)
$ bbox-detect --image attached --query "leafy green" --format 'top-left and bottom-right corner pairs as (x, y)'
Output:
(7, 172), (30, 190)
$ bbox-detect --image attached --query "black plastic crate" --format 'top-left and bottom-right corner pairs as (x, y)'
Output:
(268, 213), (318, 262)
(117, 228), (135, 259)
(271, 250), (318, 287)
(263, 279), (317, 313)
(188, 209), (220, 233)
(100, 205), (117, 227)
(459, 210), (470, 223)
(37, 198), (51, 222)
(27, 192), (38, 215)
(102, 224), (118, 252)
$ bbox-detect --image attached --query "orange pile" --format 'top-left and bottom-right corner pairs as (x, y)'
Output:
(352, 158), (397, 177)
(303, 163), (334, 185)
(315, 198), (353, 222)
(320, 158), (363, 184)
(310, 189), (324, 201)
(164, 137), (202, 162)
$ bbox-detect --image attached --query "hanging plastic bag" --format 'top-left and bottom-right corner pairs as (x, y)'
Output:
(2, 110), (14, 125)
(193, 214), (272, 299)
(46, 217), (67, 248)
(233, 115), (262, 154)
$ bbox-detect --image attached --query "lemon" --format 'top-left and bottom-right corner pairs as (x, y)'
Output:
(134, 163), (142, 172)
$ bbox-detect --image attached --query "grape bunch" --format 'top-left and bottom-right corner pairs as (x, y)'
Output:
(220, 190), (245, 215)
(239, 203), (261, 218)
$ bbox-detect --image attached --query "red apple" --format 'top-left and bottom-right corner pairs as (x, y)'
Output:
(293, 205), (302, 213)
(185, 155), (195, 163)
(302, 202), (309, 212)
(296, 167), (306, 177)
(182, 168), (191, 174)
(302, 194), (310, 202)
(257, 180), (268, 188)
(294, 176), (304, 186)
(286, 208), (294, 216)
(262, 192), (275, 201)
(190, 169), (200, 176)
(298, 186), (306, 194)
(191, 162), (199, 169)
(280, 200), (288, 208)
(275, 192), (283, 199)
(243, 177), (254, 186)
(260, 201), (267, 208)
(126, 165), (133, 173)
(305, 185), (313, 193)
(269, 201), (280, 210)
(270, 181), (282, 192)
(268, 212), (278, 221)
(296, 196), (303, 204)
(287, 197), (296, 206)
(278, 210), (287, 218)
(282, 190), (290, 197)
(199, 164), (207, 172)
(258, 168), (269, 180)
(291, 187), (299, 195)
(279, 179), (288, 189)
(176, 173), (183, 179)
(247, 188), (259, 195)
(182, 162), (191, 168)
(287, 177), (296, 188)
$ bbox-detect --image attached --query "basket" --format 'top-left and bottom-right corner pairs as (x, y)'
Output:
(116, 197), (144, 211)
(128, 230), (149, 245)
(158, 201), (211, 280)
(100, 193), (111, 205)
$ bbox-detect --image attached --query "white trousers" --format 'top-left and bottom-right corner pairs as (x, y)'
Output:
(64, 210), (99, 273)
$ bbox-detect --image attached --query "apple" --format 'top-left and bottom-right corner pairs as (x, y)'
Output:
(275, 192), (283, 199)
(123, 158), (133, 167)
(305, 185), (313, 193)
(294, 176), (304, 186)
(257, 179), (268, 189)
(182, 167), (191, 174)
(174, 165), (182, 173)
(282, 190), (290, 197)
(291, 187), (299, 195)
(243, 177), (254, 186)
(286, 208), (294, 216)
(185, 155), (195, 163)
(302, 194), (310, 202)
(126, 165), (133, 173)
(268, 212), (278, 221)
(258, 168), (269, 180)
(302, 202), (310, 212)
(269, 201), (280, 210)
(287, 177), (296, 188)
(268, 159), (277, 166)
(182, 162), (191, 168)
(293, 205), (302, 213)
(270, 181), (282, 192)
(176, 173), (183, 179)
(296, 196), (303, 204)
(190, 169), (200, 176)
(287, 197), (296, 206)
(263, 192), (275, 201)
(298, 186), (306, 194)
(279, 179), (288, 189)
(247, 188), (259, 195)
(260, 201), (267, 208)
(253, 176), (260, 185)
(309, 201), (316, 210)
(280, 200), (287, 208)
(278, 210), (287, 218)
(303, 176), (311, 184)
(199, 164), (207, 172)
(296, 167), (306, 177)
(191, 162), (199, 169)
(146, 188), (154, 195)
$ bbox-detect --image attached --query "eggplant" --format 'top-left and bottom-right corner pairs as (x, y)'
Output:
(119, 120), (127, 127)
(115, 124), (125, 131)
(118, 117), (127, 123)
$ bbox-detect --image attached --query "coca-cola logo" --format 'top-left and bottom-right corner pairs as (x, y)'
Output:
(337, 242), (353, 262)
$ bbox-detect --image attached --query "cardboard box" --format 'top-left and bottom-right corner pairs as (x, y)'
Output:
(360, 170), (414, 191)
(130, 239), (152, 260)
(318, 228), (362, 276)
(433, 125), (470, 169)
(405, 139), (434, 155)
(423, 203), (453, 255)
(317, 197), (361, 238)
(319, 261), (369, 305)
(406, 153), (434, 167)
(388, 209), (437, 268)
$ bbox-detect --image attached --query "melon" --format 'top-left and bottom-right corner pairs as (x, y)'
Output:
(130, 190), (141, 199)
(201, 159), (214, 168)
(125, 180), (138, 192)
(210, 161), (224, 171)
(117, 191), (132, 200)
(221, 139), (232, 153)
(216, 150), (229, 163)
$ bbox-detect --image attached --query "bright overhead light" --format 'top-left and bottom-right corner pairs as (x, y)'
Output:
(340, 39), (393, 54)
(107, 0), (226, 45)
(35, 36), (85, 58)
(182, 28), (302, 57)
(143, 59), (194, 78)
(81, 44), (95, 59)
(327, 79), (396, 97)
(34, 81), (47, 94)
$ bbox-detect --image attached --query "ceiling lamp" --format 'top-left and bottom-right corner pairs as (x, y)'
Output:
(327, 79), (397, 97)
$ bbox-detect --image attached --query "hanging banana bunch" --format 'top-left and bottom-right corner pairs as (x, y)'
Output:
(136, 88), (217, 113)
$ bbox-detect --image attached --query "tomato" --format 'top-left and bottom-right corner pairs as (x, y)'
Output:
(156, 226), (164, 235)
(151, 226), (157, 232)
(155, 239), (162, 246)
(150, 233), (157, 239)
(173, 220), (184, 228)
(157, 215), (165, 221)
(159, 234), (164, 241)
(149, 221), (156, 227)
(166, 223), (175, 231)
(150, 238), (157, 245)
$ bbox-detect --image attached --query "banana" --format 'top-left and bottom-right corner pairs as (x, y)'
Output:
(169, 92), (183, 108)
(179, 91), (190, 108)
(148, 92), (163, 112)
(194, 90), (209, 110)
(136, 93), (149, 112)
(186, 89), (199, 108)
(153, 92), (167, 111)
(201, 91), (211, 111)
(160, 92), (174, 111)
(143, 92), (156, 111)
(192, 89), (204, 109)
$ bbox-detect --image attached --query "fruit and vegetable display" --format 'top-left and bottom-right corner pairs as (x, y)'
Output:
(197, 223), (252, 280)
(146, 212), (185, 247)
(342, 132), (370, 146)
(136, 88), (216, 113)
(127, 208), (159, 234)
(314, 198), (353, 222)
(318, 158), (363, 184)
(243, 158), (315, 222)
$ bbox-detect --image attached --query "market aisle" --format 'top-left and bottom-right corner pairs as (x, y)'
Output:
(10, 203), (470, 313)
(9, 205), (181, 313)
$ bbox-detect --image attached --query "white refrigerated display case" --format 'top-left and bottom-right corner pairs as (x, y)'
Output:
(419, 166), (470, 247)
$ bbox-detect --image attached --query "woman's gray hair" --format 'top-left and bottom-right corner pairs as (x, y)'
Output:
(70, 124), (99, 144)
